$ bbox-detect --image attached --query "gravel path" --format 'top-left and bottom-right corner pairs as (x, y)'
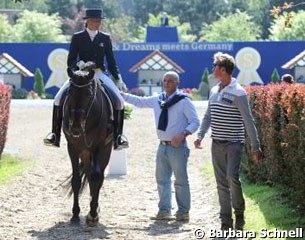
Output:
(0, 100), (220, 240)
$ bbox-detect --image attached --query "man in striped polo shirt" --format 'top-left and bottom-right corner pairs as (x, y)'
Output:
(194, 52), (262, 231)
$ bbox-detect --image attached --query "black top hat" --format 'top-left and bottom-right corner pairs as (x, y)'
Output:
(83, 8), (105, 19)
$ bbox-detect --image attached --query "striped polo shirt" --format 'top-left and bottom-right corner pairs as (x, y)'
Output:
(197, 78), (260, 151)
(210, 101), (244, 141)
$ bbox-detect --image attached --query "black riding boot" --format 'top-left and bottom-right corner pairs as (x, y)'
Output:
(114, 109), (129, 150)
(43, 105), (63, 147)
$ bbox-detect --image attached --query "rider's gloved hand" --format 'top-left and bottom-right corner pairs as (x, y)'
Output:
(76, 61), (96, 71)
(115, 74), (128, 92)
(76, 60), (85, 70)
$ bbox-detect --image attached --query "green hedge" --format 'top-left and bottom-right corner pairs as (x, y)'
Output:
(243, 84), (305, 206)
(0, 84), (11, 158)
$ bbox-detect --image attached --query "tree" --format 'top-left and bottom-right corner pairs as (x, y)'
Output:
(271, 68), (280, 83)
(136, 13), (196, 42)
(201, 68), (209, 85)
(14, 10), (66, 42)
(198, 67), (210, 99)
(0, 14), (16, 42)
(131, 0), (163, 25)
(103, 15), (139, 42)
(34, 68), (46, 97)
(46, 0), (76, 19)
(269, 10), (305, 40)
(199, 12), (261, 41)
(1, 0), (48, 12)
(163, 0), (230, 39)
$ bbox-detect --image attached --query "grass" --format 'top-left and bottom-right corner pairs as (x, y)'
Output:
(242, 180), (305, 239)
(0, 154), (31, 185)
(201, 161), (305, 240)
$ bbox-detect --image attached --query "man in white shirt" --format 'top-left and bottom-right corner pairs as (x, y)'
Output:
(122, 71), (200, 221)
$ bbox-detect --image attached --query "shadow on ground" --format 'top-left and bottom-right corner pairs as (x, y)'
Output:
(29, 218), (192, 239)
(29, 218), (110, 240)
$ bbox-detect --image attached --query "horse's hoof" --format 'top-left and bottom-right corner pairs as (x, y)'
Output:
(70, 216), (80, 224)
(86, 213), (99, 227)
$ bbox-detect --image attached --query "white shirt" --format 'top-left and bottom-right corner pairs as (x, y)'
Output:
(121, 90), (200, 141)
(86, 28), (98, 41)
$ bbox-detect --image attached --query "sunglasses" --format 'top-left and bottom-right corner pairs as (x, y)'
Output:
(212, 63), (225, 69)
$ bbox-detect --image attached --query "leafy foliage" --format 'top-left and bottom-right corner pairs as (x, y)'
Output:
(103, 15), (139, 42)
(0, 84), (11, 158)
(270, 68), (280, 83)
(2, 0), (305, 41)
(0, 14), (16, 42)
(200, 12), (261, 41)
(11, 88), (28, 99)
(244, 84), (305, 207)
(34, 68), (46, 97)
(201, 68), (209, 84)
(269, 10), (305, 40)
(124, 104), (133, 120)
(14, 10), (66, 42)
(46, 0), (77, 19)
(162, 0), (232, 40)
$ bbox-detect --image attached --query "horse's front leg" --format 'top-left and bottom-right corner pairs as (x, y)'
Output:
(68, 143), (81, 224)
(86, 151), (105, 227)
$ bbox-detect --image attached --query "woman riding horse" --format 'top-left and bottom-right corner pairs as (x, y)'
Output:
(44, 8), (128, 150)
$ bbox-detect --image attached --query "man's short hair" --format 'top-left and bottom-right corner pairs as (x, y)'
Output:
(213, 52), (235, 75)
(281, 74), (294, 84)
(163, 71), (180, 83)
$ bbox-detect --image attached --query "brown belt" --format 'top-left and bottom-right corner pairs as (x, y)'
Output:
(160, 141), (172, 146)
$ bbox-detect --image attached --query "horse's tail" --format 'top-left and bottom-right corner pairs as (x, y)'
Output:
(61, 162), (88, 198)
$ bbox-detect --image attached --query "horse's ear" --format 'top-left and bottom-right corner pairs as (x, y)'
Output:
(67, 68), (74, 79)
(88, 70), (95, 80)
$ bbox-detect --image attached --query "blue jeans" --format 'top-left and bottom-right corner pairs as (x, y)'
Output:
(155, 142), (190, 214)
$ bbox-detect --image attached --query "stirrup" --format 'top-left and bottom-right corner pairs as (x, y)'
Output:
(43, 133), (60, 147)
(114, 134), (129, 150)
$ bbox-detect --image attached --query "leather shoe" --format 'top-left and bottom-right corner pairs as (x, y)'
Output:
(235, 214), (245, 230)
(221, 223), (233, 230)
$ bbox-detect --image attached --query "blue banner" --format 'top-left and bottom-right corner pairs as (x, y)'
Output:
(0, 41), (303, 96)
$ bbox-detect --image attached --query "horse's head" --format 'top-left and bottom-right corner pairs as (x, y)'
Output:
(65, 67), (96, 137)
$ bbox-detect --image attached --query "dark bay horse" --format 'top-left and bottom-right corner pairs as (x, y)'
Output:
(63, 67), (114, 226)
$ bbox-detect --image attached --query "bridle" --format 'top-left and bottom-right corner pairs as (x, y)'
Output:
(63, 77), (102, 148)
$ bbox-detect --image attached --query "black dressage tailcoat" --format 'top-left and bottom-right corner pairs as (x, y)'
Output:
(67, 30), (120, 80)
